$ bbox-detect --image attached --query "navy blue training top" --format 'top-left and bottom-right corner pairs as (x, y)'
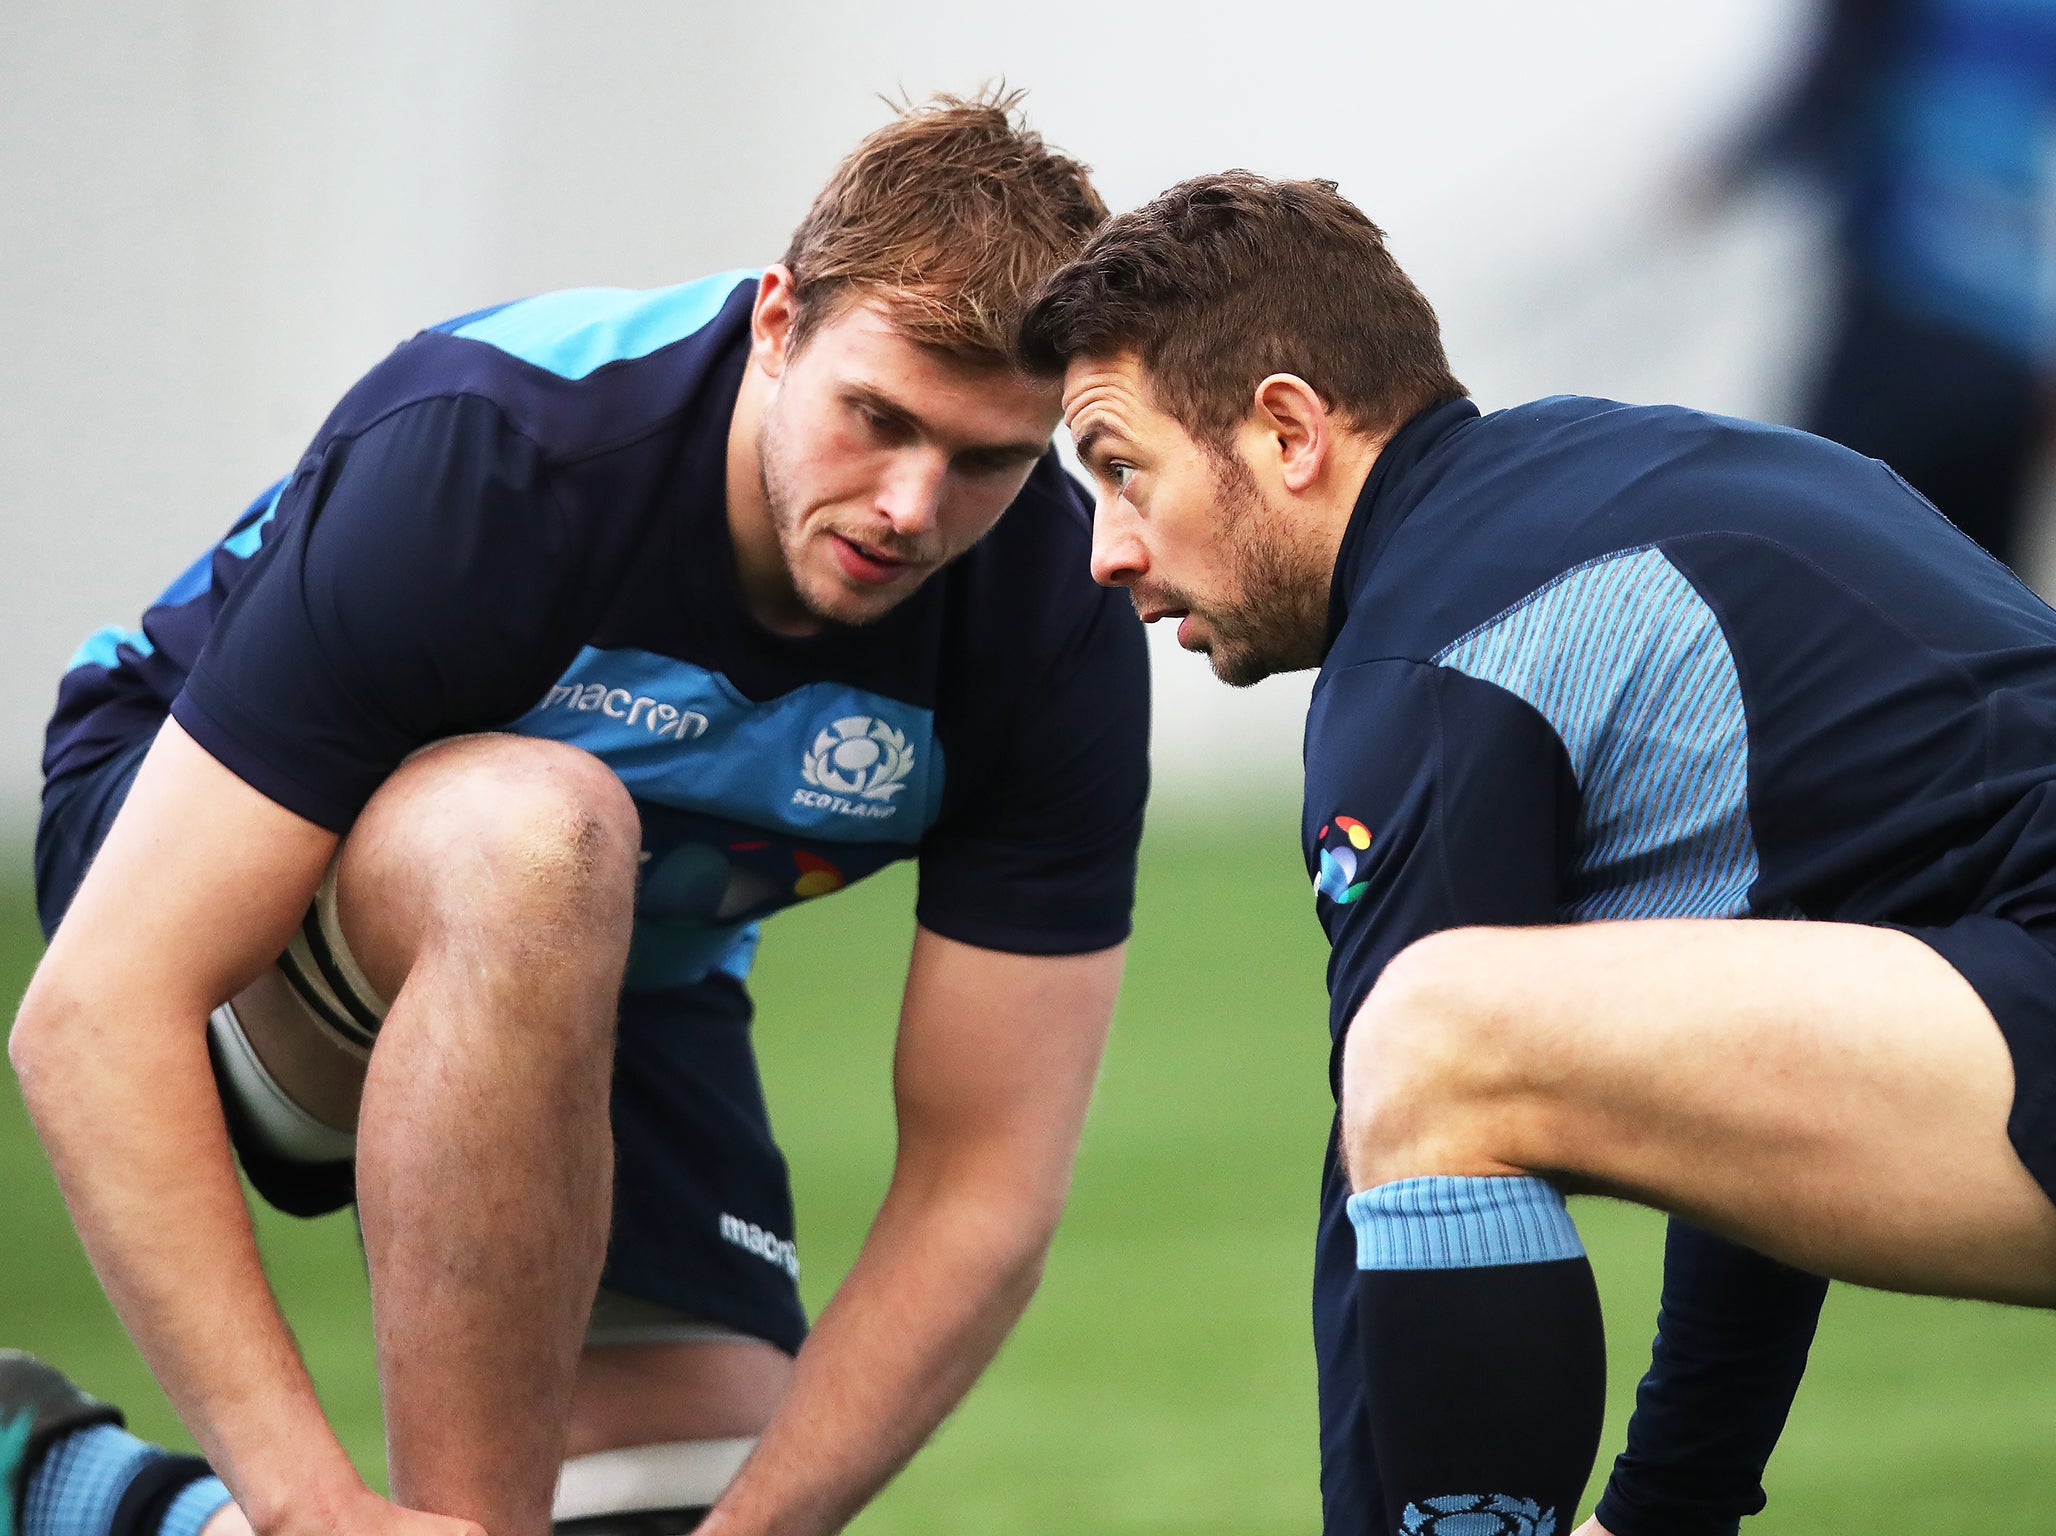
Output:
(45, 272), (1149, 988)
(1303, 395), (2056, 1535)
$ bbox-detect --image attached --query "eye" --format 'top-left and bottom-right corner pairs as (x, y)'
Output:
(855, 403), (911, 444)
(955, 447), (1025, 478)
(1109, 463), (1137, 493)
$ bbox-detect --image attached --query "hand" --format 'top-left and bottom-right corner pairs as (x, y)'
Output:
(262, 1483), (487, 1536)
(1571, 1519), (1617, 1536)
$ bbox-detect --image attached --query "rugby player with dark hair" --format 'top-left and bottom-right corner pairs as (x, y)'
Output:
(1022, 171), (2056, 1535)
(7, 91), (1146, 1536)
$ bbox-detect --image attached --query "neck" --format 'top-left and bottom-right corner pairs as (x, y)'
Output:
(1303, 426), (1389, 603)
(724, 365), (820, 637)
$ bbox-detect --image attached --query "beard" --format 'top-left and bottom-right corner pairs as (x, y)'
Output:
(1144, 451), (1331, 687)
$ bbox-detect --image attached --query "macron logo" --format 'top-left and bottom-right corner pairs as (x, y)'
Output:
(542, 681), (709, 740)
(719, 1213), (799, 1278)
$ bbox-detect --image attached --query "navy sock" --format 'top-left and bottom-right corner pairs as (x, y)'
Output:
(23, 1424), (229, 1536)
(1348, 1176), (1606, 1535)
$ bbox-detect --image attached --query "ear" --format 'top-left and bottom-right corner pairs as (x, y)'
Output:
(1249, 374), (1332, 494)
(750, 265), (801, 378)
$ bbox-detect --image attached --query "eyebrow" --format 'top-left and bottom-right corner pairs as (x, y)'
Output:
(1071, 423), (1109, 469)
(848, 383), (1048, 463)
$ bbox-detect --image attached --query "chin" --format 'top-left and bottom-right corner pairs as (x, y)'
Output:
(799, 575), (910, 629)
(1205, 633), (1309, 688)
(1210, 651), (1275, 688)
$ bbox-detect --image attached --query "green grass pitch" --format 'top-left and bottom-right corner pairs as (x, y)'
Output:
(2, 815), (2051, 1531)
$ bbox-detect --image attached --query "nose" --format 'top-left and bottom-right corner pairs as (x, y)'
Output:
(1089, 496), (1147, 589)
(876, 450), (949, 537)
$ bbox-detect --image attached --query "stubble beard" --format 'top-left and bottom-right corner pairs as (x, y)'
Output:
(753, 397), (827, 622)
(1181, 451), (1332, 688)
(755, 396), (948, 630)
(756, 397), (882, 630)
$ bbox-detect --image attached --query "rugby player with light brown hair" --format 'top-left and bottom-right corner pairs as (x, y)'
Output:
(9, 90), (1144, 1536)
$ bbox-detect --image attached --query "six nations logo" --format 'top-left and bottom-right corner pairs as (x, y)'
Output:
(794, 715), (915, 821)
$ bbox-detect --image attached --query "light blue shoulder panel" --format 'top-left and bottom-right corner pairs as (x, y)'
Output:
(450, 269), (762, 380)
(68, 625), (153, 672)
(220, 479), (288, 560)
(67, 479), (290, 673)
(1432, 546), (1759, 921)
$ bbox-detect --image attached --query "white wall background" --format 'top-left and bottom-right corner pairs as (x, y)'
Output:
(0, 1), (1819, 824)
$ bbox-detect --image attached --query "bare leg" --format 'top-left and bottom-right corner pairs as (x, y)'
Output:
(1339, 918), (2056, 1302)
(333, 736), (641, 1536)
(566, 1341), (793, 1458)
(197, 1506), (252, 1536)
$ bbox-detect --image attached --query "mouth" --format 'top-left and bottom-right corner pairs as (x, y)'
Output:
(829, 531), (922, 587)
(1135, 600), (1204, 650)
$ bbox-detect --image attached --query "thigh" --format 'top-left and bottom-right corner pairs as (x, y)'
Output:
(1439, 918), (2056, 1304)
(568, 1325), (791, 1456)
(602, 976), (809, 1357)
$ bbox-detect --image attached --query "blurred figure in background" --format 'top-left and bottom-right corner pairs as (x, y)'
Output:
(1729, 0), (2056, 568)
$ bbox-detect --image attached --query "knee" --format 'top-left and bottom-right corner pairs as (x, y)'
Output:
(424, 736), (640, 931)
(1338, 928), (1541, 1185)
(351, 735), (642, 959)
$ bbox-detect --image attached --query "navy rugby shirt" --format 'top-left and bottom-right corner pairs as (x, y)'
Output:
(1305, 396), (2056, 1535)
(46, 273), (1149, 988)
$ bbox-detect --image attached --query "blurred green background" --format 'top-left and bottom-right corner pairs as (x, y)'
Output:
(4, 816), (2052, 1532)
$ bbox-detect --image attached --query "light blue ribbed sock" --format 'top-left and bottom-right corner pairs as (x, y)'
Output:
(23, 1425), (157, 1536)
(1346, 1174), (1584, 1270)
(22, 1425), (229, 1536)
(156, 1478), (230, 1536)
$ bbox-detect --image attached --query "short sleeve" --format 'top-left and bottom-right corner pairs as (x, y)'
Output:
(172, 395), (587, 829)
(1306, 659), (1575, 1051)
(915, 584), (1149, 955)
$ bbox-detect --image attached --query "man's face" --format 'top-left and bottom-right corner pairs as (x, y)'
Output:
(1063, 352), (1329, 686)
(756, 297), (1059, 628)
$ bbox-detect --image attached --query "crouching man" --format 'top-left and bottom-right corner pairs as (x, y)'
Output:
(8, 92), (1145, 1536)
(1022, 171), (2056, 1535)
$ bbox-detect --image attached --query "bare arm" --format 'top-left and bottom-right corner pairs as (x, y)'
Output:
(10, 722), (464, 1536)
(696, 926), (1124, 1536)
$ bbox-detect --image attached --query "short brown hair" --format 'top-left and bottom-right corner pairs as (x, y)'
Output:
(1020, 172), (1463, 442)
(782, 88), (1107, 370)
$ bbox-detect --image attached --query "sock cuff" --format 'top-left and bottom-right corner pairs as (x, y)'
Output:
(154, 1477), (230, 1536)
(1346, 1174), (1584, 1270)
(109, 1456), (214, 1536)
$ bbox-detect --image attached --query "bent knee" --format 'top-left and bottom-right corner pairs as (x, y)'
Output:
(1342, 928), (1517, 1092)
(384, 736), (637, 896)
(342, 736), (642, 966)
(1338, 927), (1556, 1182)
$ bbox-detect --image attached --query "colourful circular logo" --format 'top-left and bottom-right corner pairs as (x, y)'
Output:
(1315, 815), (1372, 904)
(792, 849), (845, 899)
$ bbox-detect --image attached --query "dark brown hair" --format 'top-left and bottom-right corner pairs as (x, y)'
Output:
(782, 88), (1108, 369)
(1020, 171), (1463, 440)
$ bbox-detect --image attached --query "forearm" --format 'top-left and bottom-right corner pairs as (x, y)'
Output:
(697, 1167), (1052, 1536)
(12, 978), (361, 1529)
(1593, 1219), (1828, 1536)
(699, 931), (1121, 1536)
